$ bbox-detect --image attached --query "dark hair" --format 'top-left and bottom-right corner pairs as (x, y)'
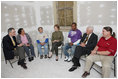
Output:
(72, 22), (77, 26)
(38, 27), (43, 30)
(54, 24), (60, 30)
(18, 28), (23, 34)
(103, 26), (116, 38)
(8, 28), (15, 34)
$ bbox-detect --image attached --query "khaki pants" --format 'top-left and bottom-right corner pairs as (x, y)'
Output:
(84, 54), (114, 78)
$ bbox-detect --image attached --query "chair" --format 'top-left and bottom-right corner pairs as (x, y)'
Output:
(58, 42), (64, 58)
(1, 42), (19, 68)
(90, 53), (117, 77)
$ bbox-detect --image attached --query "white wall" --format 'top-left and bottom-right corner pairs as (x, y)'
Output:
(1, 1), (117, 60)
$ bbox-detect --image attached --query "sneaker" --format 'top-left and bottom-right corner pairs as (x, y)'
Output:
(40, 55), (43, 59)
(64, 56), (68, 61)
(45, 55), (47, 58)
(67, 56), (72, 62)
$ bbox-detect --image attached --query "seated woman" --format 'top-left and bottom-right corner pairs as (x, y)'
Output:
(36, 27), (49, 59)
(48, 24), (64, 61)
(17, 28), (35, 62)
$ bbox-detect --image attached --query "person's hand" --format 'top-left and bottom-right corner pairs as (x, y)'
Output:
(18, 43), (24, 47)
(26, 43), (30, 46)
(53, 40), (56, 43)
(80, 43), (86, 47)
(56, 40), (59, 42)
(69, 42), (73, 46)
(41, 42), (45, 45)
(91, 50), (96, 55)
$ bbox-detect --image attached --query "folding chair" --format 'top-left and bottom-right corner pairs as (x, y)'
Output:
(90, 53), (117, 77)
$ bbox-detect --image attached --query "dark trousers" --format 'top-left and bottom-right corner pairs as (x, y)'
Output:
(51, 41), (62, 56)
(23, 44), (35, 58)
(72, 46), (91, 66)
(13, 47), (25, 65)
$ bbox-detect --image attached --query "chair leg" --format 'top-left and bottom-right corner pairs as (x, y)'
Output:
(8, 60), (13, 68)
(60, 47), (63, 58)
(90, 63), (94, 71)
(114, 59), (116, 77)
(38, 52), (39, 57)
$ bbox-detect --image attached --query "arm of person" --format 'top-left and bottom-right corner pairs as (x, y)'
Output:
(2, 37), (14, 51)
(97, 51), (111, 55)
(36, 40), (41, 44)
(86, 35), (98, 49)
(59, 31), (64, 42)
(44, 38), (48, 43)
(73, 39), (81, 45)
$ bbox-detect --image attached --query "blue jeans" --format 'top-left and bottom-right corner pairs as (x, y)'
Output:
(37, 43), (48, 55)
(23, 44), (35, 57)
(63, 43), (76, 57)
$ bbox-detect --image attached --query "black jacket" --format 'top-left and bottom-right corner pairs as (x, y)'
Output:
(80, 33), (98, 51)
(2, 34), (17, 60)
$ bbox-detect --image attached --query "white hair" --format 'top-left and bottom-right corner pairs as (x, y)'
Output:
(87, 26), (94, 31)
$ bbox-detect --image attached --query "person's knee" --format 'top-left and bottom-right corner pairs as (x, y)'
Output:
(54, 46), (58, 49)
(44, 45), (48, 49)
(86, 55), (93, 62)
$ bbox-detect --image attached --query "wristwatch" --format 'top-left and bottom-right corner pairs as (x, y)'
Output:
(96, 51), (97, 54)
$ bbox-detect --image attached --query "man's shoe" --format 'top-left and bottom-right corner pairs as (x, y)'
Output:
(67, 57), (72, 62)
(68, 66), (77, 72)
(64, 56), (68, 61)
(21, 64), (27, 69)
(40, 55), (43, 59)
(28, 57), (32, 62)
(31, 57), (34, 60)
(82, 71), (90, 78)
(45, 55), (47, 58)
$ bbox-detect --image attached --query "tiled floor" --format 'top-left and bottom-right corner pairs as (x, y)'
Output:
(1, 54), (116, 78)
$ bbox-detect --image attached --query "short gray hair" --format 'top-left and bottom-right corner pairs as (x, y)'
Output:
(8, 28), (15, 34)
(87, 26), (94, 31)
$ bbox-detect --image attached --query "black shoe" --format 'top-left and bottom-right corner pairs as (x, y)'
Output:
(21, 63), (27, 69)
(68, 66), (77, 72)
(40, 55), (43, 59)
(77, 63), (81, 67)
(31, 57), (34, 60)
(56, 59), (58, 61)
(48, 55), (52, 58)
(82, 71), (90, 78)
(18, 61), (21, 65)
(45, 55), (47, 58)
(28, 57), (32, 62)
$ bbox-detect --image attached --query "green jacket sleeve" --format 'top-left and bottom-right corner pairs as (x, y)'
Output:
(59, 31), (64, 42)
(51, 32), (54, 42)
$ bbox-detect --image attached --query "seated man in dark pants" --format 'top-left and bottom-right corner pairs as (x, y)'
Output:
(69, 26), (98, 72)
(2, 28), (27, 69)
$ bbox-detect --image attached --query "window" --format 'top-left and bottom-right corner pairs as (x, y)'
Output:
(53, 1), (77, 31)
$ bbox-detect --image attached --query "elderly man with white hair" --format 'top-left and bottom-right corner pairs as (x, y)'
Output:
(68, 26), (98, 72)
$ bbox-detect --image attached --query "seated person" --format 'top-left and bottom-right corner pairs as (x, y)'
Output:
(63, 22), (82, 62)
(69, 26), (98, 71)
(36, 27), (49, 59)
(82, 26), (117, 78)
(17, 28), (35, 62)
(48, 24), (64, 61)
(2, 28), (27, 69)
